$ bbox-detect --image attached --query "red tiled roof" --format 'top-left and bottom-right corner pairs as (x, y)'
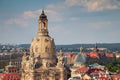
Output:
(89, 68), (105, 75)
(75, 67), (89, 74)
(111, 74), (120, 80)
(98, 77), (108, 80)
(106, 54), (114, 58)
(0, 73), (20, 80)
(66, 53), (73, 57)
(89, 52), (98, 58)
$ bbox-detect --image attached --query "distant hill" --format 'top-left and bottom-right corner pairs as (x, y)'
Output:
(17, 43), (120, 52)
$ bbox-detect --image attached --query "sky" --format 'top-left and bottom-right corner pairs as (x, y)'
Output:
(0, 0), (120, 45)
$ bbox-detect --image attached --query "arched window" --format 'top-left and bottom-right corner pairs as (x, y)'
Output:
(45, 47), (49, 52)
(42, 22), (45, 30)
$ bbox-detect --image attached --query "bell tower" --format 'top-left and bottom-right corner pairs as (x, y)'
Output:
(38, 9), (48, 36)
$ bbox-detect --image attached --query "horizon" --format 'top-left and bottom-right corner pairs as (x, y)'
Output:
(0, 42), (120, 46)
(0, 0), (120, 44)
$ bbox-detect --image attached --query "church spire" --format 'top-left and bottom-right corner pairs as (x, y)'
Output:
(80, 46), (83, 53)
(59, 48), (63, 56)
(9, 53), (12, 65)
(41, 9), (45, 15)
(93, 43), (99, 52)
(38, 9), (48, 36)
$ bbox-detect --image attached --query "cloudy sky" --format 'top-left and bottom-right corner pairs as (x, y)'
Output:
(0, 0), (120, 45)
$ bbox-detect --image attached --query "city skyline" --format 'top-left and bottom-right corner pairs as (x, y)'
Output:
(0, 0), (120, 45)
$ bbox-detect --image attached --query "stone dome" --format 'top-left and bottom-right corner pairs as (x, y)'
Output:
(29, 10), (57, 66)
(74, 53), (86, 64)
(30, 36), (56, 58)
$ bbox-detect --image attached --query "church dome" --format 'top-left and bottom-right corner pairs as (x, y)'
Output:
(74, 53), (86, 64)
(30, 36), (56, 58)
(30, 9), (56, 58)
(29, 9), (57, 66)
